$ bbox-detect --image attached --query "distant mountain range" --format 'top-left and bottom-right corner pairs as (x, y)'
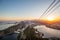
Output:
(0, 20), (60, 30)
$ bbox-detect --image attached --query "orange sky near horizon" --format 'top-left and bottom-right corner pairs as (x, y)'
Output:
(0, 17), (60, 21)
(0, 17), (38, 21)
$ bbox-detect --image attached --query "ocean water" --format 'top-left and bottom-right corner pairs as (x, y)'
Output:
(34, 25), (60, 38)
(0, 33), (18, 40)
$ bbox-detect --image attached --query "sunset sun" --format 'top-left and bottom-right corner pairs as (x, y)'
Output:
(47, 17), (55, 21)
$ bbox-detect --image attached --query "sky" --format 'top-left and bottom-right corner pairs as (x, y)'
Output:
(0, 0), (60, 21)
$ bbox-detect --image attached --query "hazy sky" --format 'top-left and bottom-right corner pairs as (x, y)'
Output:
(0, 0), (60, 20)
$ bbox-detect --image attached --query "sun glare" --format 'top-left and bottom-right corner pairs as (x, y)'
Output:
(47, 17), (55, 21)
